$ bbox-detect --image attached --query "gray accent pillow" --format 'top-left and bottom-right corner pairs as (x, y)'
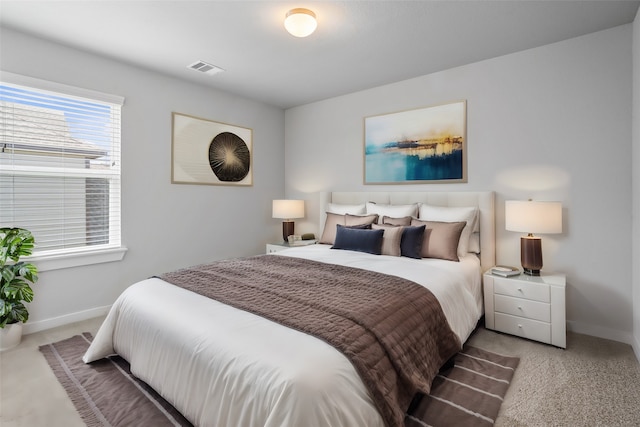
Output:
(400, 225), (426, 259)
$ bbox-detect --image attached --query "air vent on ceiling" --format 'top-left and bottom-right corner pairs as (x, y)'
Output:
(187, 60), (224, 76)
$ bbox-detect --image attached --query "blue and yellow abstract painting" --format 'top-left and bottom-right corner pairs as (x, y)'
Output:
(364, 101), (466, 184)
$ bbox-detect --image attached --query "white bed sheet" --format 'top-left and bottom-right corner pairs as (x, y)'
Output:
(83, 246), (482, 427)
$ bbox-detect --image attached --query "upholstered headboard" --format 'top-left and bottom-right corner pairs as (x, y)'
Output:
(319, 191), (495, 273)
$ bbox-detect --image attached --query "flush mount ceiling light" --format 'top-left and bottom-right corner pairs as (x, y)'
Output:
(284, 8), (317, 37)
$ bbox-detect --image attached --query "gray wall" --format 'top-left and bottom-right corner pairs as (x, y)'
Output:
(285, 25), (635, 344)
(0, 27), (286, 331)
(633, 9), (640, 357)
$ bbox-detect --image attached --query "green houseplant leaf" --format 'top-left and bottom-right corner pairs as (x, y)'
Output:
(0, 228), (38, 328)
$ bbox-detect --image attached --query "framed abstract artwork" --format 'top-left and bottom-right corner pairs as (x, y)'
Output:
(172, 112), (253, 186)
(364, 100), (467, 184)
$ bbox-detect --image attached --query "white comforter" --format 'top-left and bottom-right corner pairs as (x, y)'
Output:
(83, 245), (482, 427)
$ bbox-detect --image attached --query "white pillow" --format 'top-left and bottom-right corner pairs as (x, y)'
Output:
(418, 204), (478, 256)
(366, 202), (419, 223)
(468, 233), (480, 254)
(326, 203), (366, 215)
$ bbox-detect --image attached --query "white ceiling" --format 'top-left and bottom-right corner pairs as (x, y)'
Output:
(1, 1), (638, 109)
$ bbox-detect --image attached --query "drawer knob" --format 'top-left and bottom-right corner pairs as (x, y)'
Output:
(518, 306), (522, 310)
(518, 324), (523, 328)
(518, 288), (523, 292)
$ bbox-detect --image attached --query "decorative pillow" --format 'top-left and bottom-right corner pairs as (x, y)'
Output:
(319, 212), (346, 244)
(345, 213), (379, 227)
(372, 224), (403, 257)
(400, 225), (426, 259)
(382, 216), (412, 226)
(345, 223), (372, 230)
(331, 225), (384, 255)
(366, 202), (419, 223)
(411, 219), (466, 262)
(320, 213), (378, 245)
(418, 204), (478, 256)
(326, 203), (366, 215)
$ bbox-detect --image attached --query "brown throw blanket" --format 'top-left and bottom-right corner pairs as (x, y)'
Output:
(160, 255), (461, 427)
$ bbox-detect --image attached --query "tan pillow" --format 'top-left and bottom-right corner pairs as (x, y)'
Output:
(411, 219), (466, 261)
(345, 214), (379, 227)
(319, 212), (347, 244)
(372, 224), (403, 257)
(320, 213), (378, 245)
(382, 215), (412, 226)
(418, 204), (478, 256)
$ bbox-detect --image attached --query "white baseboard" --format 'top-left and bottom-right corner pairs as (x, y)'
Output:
(567, 320), (634, 346)
(632, 333), (640, 364)
(23, 305), (111, 335)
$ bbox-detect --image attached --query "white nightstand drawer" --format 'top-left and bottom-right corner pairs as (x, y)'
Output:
(494, 294), (550, 322)
(495, 313), (551, 343)
(493, 277), (550, 303)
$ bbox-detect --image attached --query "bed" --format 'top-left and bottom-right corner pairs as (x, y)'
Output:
(83, 190), (495, 427)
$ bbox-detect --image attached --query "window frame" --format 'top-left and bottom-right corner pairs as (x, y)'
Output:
(0, 71), (127, 271)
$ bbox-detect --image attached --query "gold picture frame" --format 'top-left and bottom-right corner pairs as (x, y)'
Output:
(171, 112), (253, 186)
(364, 100), (467, 184)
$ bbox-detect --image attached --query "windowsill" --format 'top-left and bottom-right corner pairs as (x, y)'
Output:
(25, 246), (128, 272)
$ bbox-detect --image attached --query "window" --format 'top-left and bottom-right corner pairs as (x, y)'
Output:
(0, 72), (124, 267)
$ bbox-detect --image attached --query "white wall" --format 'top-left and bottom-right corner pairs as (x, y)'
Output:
(285, 25), (634, 344)
(632, 9), (640, 357)
(1, 27), (286, 332)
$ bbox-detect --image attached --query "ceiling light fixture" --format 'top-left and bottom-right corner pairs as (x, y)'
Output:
(284, 8), (317, 37)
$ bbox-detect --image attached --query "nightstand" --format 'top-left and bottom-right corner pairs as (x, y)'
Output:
(483, 271), (566, 348)
(266, 242), (290, 254)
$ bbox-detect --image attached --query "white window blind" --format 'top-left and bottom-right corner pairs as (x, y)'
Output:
(0, 73), (123, 257)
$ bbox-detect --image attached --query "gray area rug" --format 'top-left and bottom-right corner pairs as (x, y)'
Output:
(40, 333), (518, 427)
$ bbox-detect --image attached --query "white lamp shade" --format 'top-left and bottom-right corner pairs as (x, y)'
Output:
(272, 199), (305, 219)
(284, 8), (317, 37)
(505, 200), (562, 234)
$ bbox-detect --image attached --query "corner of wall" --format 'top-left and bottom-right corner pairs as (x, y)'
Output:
(632, 6), (640, 363)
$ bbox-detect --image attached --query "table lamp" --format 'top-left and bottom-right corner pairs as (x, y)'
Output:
(272, 199), (305, 243)
(505, 200), (562, 276)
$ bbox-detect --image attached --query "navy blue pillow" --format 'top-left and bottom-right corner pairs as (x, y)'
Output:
(331, 224), (384, 255)
(400, 225), (426, 259)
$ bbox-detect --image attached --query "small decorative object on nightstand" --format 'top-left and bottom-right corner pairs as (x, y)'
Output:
(490, 265), (520, 277)
(484, 270), (566, 348)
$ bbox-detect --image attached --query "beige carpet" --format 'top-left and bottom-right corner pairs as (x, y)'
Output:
(467, 327), (640, 426)
(2, 316), (640, 426)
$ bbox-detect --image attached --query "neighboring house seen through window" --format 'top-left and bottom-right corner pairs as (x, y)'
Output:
(0, 73), (124, 265)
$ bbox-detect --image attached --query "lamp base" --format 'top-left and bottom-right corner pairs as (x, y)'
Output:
(282, 220), (294, 243)
(521, 236), (543, 276)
